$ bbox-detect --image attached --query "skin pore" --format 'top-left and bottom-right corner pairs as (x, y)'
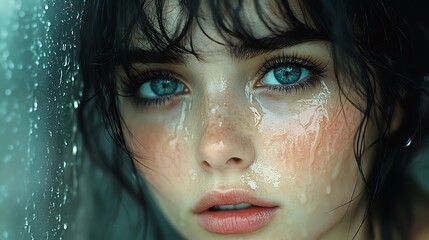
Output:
(117, 1), (378, 239)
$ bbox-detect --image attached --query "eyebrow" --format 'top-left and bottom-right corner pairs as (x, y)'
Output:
(128, 29), (328, 64)
(229, 30), (328, 60)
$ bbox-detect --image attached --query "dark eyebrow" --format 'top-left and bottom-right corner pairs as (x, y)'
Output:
(128, 49), (187, 65)
(229, 30), (329, 60)
(128, 29), (328, 64)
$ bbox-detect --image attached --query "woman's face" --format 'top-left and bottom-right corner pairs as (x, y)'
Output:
(119, 2), (374, 239)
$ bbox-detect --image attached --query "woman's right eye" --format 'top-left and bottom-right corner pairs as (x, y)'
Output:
(126, 71), (188, 107)
(138, 78), (186, 98)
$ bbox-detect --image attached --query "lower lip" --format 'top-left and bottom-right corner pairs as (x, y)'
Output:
(197, 207), (278, 234)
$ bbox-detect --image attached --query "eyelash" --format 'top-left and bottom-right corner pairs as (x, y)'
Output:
(122, 70), (182, 108)
(123, 54), (327, 108)
(257, 54), (327, 94)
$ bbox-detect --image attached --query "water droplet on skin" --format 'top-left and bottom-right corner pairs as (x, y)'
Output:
(299, 192), (307, 205)
(189, 170), (197, 181)
(247, 179), (258, 190)
(331, 162), (341, 180)
(209, 105), (219, 115)
(297, 81), (331, 166)
(326, 184), (332, 195)
(240, 175), (258, 190)
(249, 106), (261, 126)
(212, 141), (225, 151)
(219, 75), (227, 93)
(245, 81), (254, 104)
(249, 162), (281, 188)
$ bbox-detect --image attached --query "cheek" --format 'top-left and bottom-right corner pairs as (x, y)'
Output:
(123, 119), (192, 192)
(258, 98), (362, 205)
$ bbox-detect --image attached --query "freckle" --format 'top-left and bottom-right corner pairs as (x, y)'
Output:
(299, 192), (307, 205)
(326, 184), (332, 195)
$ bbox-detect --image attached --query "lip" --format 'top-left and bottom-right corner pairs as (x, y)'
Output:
(194, 189), (279, 234)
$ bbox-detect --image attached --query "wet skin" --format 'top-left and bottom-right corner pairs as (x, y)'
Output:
(118, 3), (377, 239)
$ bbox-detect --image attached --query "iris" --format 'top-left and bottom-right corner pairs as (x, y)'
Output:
(150, 79), (179, 96)
(273, 65), (302, 84)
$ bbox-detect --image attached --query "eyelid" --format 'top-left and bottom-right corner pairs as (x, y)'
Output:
(252, 53), (328, 94)
(135, 69), (182, 83)
(120, 68), (189, 107)
(257, 53), (327, 78)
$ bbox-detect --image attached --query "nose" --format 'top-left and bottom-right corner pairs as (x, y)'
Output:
(197, 102), (256, 172)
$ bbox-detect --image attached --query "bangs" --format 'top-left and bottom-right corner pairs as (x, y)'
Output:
(120, 0), (343, 60)
(115, 0), (367, 111)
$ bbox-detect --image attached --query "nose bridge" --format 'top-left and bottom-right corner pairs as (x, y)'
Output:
(203, 103), (233, 144)
(197, 90), (255, 171)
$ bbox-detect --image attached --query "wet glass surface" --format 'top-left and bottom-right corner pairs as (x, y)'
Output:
(0, 0), (81, 239)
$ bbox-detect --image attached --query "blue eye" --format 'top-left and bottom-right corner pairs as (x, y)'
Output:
(138, 78), (186, 98)
(261, 64), (310, 86)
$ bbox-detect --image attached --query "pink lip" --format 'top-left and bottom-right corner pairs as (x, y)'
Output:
(194, 189), (278, 234)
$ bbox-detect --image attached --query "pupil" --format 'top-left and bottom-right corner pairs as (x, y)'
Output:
(151, 79), (178, 96)
(274, 65), (301, 84)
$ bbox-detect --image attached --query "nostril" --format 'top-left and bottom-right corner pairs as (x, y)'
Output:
(229, 157), (243, 165)
(202, 161), (211, 168)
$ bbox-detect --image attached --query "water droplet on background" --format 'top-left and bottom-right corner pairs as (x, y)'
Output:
(0, 0), (82, 239)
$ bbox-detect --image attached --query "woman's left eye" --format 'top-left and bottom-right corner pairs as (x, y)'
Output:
(257, 57), (326, 92)
(261, 64), (310, 86)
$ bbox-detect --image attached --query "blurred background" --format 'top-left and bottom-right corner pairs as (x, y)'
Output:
(0, 0), (428, 240)
(0, 0), (81, 239)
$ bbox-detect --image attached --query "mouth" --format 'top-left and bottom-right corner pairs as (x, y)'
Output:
(194, 189), (279, 234)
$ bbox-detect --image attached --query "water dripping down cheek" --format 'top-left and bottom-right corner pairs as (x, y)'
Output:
(256, 106), (330, 172)
(252, 81), (349, 183)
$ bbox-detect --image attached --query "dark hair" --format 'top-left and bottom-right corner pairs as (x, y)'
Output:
(78, 0), (429, 239)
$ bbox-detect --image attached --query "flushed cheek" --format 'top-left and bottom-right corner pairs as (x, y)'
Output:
(123, 122), (193, 194)
(256, 96), (362, 206)
(120, 100), (197, 192)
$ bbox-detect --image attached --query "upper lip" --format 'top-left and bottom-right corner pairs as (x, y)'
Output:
(193, 189), (278, 214)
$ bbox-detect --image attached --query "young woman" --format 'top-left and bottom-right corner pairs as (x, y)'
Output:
(78, 0), (429, 239)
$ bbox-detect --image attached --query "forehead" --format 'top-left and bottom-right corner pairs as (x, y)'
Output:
(133, 0), (310, 53)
